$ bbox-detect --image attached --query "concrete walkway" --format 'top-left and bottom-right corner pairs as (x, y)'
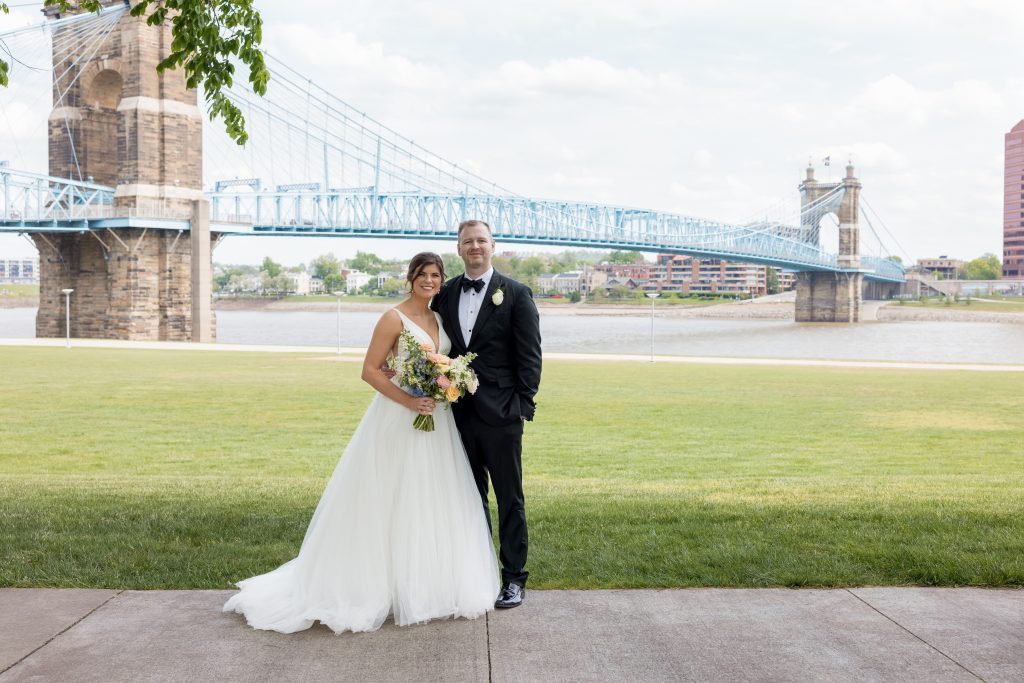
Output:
(3, 337), (1023, 372)
(1, 588), (1021, 682)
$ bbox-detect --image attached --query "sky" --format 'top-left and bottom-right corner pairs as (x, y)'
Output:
(2, 0), (1023, 267)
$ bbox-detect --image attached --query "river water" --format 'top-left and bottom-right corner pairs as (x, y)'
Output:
(2, 307), (1023, 364)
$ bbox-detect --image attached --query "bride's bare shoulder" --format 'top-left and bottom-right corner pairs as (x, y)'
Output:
(373, 308), (403, 333)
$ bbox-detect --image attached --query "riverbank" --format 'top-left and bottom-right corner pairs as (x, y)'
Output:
(0, 297), (37, 309)
(201, 294), (1024, 323)
(878, 303), (1024, 323)
(9, 293), (1024, 324)
(213, 294), (798, 319)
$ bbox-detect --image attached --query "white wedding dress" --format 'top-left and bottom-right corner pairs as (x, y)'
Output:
(223, 310), (500, 633)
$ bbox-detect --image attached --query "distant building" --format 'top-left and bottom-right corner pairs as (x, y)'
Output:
(537, 273), (557, 293)
(538, 268), (607, 295)
(917, 257), (964, 280)
(344, 270), (372, 293)
(648, 254), (769, 296)
(377, 271), (405, 288)
(287, 271), (312, 295)
(1005, 119), (1024, 278)
(244, 274), (263, 292)
(0, 256), (40, 283)
(285, 271), (324, 295)
(593, 262), (651, 280)
(599, 276), (645, 294)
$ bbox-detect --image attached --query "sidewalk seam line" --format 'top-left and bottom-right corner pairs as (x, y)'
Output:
(0, 590), (125, 676)
(485, 611), (493, 683)
(844, 589), (987, 682)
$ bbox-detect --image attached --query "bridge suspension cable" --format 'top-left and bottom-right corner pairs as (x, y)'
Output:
(0, 3), (128, 173)
(0, 8), (905, 282)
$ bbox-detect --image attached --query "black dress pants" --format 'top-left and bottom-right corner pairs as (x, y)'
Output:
(457, 407), (529, 587)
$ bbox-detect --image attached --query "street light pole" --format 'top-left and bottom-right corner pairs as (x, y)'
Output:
(335, 291), (342, 354)
(61, 288), (73, 348)
(646, 291), (658, 362)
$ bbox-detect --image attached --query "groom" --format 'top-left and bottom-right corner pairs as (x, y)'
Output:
(432, 219), (542, 609)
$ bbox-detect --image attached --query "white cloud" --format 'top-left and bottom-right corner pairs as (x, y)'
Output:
(2, 0), (1020, 264)
(545, 172), (613, 190)
(267, 25), (448, 92)
(479, 58), (681, 103)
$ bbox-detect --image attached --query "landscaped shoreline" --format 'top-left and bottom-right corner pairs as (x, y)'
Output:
(204, 295), (1024, 322)
(211, 295), (799, 319)
(7, 292), (1024, 322)
(0, 297), (37, 309)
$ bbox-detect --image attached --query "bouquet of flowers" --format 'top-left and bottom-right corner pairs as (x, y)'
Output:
(391, 329), (479, 431)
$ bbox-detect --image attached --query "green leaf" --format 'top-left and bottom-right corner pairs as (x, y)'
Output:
(5, 0), (266, 144)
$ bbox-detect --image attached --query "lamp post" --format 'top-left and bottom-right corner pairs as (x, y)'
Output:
(646, 291), (658, 362)
(61, 288), (73, 348)
(334, 291), (343, 354)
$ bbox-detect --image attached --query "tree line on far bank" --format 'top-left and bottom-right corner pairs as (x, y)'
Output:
(213, 249), (648, 297)
(887, 253), (1004, 280)
(214, 250), (1008, 298)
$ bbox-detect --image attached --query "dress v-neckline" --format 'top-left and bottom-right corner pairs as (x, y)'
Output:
(396, 309), (441, 352)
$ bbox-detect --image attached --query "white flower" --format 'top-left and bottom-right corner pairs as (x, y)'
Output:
(492, 289), (504, 306)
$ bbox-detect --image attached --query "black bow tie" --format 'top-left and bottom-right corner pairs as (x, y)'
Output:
(462, 278), (485, 293)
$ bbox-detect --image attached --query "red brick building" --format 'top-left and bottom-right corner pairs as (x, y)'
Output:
(1005, 119), (1024, 278)
(649, 254), (780, 296)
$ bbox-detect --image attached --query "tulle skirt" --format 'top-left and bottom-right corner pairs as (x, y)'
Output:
(222, 393), (500, 634)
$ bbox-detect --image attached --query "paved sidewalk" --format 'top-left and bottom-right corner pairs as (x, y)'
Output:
(1, 588), (1021, 682)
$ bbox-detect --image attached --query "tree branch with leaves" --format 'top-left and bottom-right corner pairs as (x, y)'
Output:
(0, 0), (268, 145)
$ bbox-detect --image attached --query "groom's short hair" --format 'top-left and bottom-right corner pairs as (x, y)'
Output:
(457, 219), (492, 238)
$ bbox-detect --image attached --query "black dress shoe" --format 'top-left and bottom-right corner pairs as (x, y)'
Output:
(495, 583), (524, 609)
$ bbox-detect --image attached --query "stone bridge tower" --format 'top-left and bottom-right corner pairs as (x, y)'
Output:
(33, 0), (214, 341)
(794, 161), (863, 322)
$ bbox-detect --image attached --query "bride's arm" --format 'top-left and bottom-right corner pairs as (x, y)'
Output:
(361, 310), (435, 415)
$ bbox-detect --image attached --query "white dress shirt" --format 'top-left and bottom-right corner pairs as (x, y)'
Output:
(458, 267), (493, 345)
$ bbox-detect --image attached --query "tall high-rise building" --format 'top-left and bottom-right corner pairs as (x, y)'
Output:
(1005, 119), (1024, 278)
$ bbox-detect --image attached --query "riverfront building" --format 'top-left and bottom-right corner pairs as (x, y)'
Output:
(917, 257), (964, 280)
(1005, 119), (1024, 278)
(649, 254), (775, 296)
(0, 256), (39, 283)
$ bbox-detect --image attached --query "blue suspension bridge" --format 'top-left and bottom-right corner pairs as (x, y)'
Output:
(0, 5), (906, 279)
(0, 4), (905, 340)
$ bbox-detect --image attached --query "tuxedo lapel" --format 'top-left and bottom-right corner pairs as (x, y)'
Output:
(448, 275), (468, 351)
(468, 272), (502, 350)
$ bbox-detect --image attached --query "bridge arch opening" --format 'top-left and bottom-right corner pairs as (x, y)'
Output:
(85, 69), (123, 110)
(818, 211), (839, 255)
(74, 69), (123, 187)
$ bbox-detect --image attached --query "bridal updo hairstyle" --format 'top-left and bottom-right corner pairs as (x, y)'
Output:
(406, 252), (446, 291)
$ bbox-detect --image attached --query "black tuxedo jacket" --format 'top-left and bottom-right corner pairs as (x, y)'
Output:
(432, 271), (542, 427)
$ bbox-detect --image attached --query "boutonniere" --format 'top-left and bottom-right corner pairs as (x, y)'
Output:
(492, 286), (505, 307)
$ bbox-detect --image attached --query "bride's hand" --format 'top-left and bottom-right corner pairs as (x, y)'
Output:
(408, 397), (436, 415)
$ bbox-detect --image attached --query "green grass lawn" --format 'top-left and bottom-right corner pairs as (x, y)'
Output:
(890, 297), (1024, 313)
(1, 347), (1022, 589)
(0, 283), (39, 298)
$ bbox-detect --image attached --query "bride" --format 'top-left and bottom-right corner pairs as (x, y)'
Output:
(223, 252), (500, 634)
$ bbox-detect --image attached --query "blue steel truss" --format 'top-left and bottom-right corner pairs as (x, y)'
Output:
(0, 15), (905, 285)
(0, 168), (905, 283)
(1, 168), (115, 225)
